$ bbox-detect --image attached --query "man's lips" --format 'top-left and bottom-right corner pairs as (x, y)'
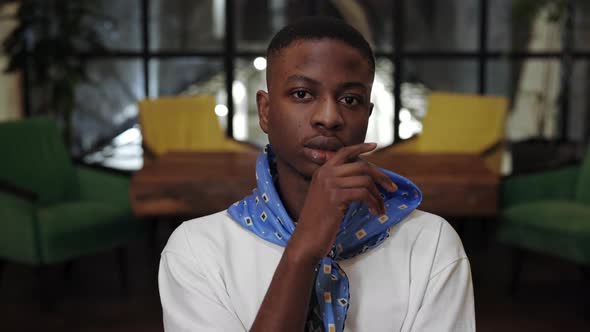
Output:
(304, 136), (344, 151)
(303, 137), (343, 164)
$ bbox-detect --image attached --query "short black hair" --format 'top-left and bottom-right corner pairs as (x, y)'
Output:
(267, 16), (375, 73)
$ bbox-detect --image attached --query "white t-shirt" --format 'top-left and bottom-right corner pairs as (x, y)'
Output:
(159, 209), (475, 331)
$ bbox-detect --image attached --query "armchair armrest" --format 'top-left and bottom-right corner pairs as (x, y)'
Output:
(501, 165), (580, 208)
(0, 191), (40, 265)
(75, 166), (131, 208)
(73, 159), (133, 177)
(0, 179), (39, 202)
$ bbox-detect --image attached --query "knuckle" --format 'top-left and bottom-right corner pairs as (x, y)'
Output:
(360, 187), (370, 196)
(360, 163), (369, 173)
(347, 188), (361, 200)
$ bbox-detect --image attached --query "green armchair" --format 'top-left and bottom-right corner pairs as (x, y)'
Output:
(0, 117), (144, 300)
(498, 145), (590, 292)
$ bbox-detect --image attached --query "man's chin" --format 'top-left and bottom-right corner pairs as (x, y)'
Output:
(273, 157), (317, 182)
(295, 162), (319, 181)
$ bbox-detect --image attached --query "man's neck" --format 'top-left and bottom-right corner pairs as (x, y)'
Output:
(274, 161), (310, 222)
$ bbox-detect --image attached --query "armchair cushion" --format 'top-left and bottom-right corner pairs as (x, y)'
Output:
(38, 201), (143, 264)
(499, 201), (590, 265)
(498, 146), (590, 269)
(501, 166), (579, 208)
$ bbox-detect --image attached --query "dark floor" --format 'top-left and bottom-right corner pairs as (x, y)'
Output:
(1, 220), (588, 332)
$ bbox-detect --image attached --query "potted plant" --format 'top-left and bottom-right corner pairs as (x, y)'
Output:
(1, 0), (108, 149)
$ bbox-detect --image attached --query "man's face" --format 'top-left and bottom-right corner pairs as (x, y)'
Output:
(257, 39), (374, 180)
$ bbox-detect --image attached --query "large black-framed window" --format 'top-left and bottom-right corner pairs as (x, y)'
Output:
(19, 0), (590, 155)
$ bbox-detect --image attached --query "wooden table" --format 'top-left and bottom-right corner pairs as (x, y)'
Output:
(365, 152), (499, 218)
(130, 151), (258, 219)
(130, 150), (499, 219)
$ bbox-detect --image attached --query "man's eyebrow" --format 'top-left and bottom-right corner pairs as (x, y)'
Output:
(286, 75), (320, 85)
(339, 81), (368, 91)
(286, 75), (368, 91)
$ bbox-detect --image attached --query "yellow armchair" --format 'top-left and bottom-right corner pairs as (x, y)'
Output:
(389, 92), (508, 173)
(138, 95), (255, 157)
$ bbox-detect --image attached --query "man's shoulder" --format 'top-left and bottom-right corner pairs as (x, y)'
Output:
(395, 209), (448, 237)
(181, 210), (236, 233)
(162, 209), (278, 259)
(162, 210), (239, 256)
(392, 209), (467, 269)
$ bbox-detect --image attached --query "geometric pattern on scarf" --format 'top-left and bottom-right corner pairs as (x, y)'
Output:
(228, 145), (422, 332)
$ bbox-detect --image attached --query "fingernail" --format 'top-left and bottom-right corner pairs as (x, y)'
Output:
(390, 181), (398, 191)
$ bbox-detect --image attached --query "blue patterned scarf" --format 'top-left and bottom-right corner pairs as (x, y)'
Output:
(228, 145), (422, 332)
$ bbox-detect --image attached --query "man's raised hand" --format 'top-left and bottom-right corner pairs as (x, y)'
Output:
(288, 142), (398, 262)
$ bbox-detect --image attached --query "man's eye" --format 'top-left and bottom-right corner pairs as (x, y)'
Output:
(341, 96), (359, 105)
(292, 90), (310, 99)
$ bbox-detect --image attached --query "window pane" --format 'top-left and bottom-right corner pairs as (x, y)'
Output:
(96, 0), (142, 50)
(235, 0), (392, 53)
(398, 82), (428, 140)
(149, 58), (224, 97)
(574, 0), (590, 51)
(74, 60), (145, 154)
(489, 59), (562, 141)
(488, 0), (563, 52)
(399, 60), (478, 140)
(368, 57), (395, 146)
(488, 0), (512, 51)
(569, 61), (589, 142)
(490, 59), (588, 143)
(149, 58), (227, 128)
(403, 60), (478, 94)
(150, 0), (224, 51)
(234, 0), (278, 53)
(234, 57), (267, 146)
(0, 4), (20, 120)
(367, 0), (394, 52)
(404, 0), (479, 51)
(486, 60), (515, 98)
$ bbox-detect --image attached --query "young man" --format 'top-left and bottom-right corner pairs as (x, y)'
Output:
(159, 17), (475, 332)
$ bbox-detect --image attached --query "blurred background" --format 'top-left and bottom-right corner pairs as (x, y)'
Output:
(0, 0), (589, 331)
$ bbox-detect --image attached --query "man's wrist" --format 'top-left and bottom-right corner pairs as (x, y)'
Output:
(284, 236), (323, 270)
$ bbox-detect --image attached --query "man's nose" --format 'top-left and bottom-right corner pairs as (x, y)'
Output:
(311, 98), (344, 131)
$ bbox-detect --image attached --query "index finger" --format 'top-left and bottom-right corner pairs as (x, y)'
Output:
(327, 142), (377, 166)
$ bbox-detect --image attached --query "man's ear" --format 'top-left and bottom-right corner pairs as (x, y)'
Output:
(256, 90), (270, 134)
(369, 102), (374, 117)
